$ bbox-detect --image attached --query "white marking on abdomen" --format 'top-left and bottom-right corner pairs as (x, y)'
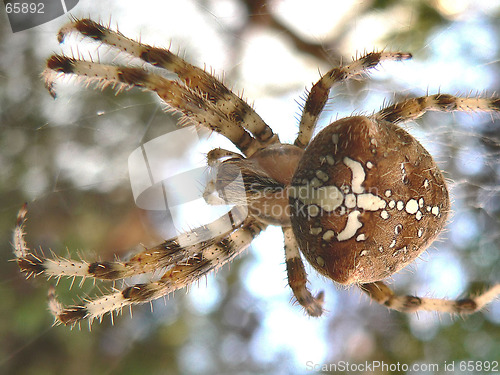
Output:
(343, 157), (365, 194)
(337, 210), (362, 241)
(357, 193), (387, 211)
(405, 199), (419, 214)
(309, 227), (323, 235)
(323, 230), (335, 241)
(289, 184), (344, 212)
(356, 234), (366, 242)
(344, 194), (356, 208)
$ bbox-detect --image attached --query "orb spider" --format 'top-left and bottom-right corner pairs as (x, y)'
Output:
(13, 18), (500, 326)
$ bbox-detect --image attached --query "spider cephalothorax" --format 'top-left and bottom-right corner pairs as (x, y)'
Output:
(13, 18), (500, 326)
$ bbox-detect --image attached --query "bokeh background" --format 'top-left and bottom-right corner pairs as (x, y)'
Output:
(1, 0), (499, 374)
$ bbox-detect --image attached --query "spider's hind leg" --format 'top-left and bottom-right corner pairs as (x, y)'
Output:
(13, 204), (255, 283)
(283, 227), (324, 317)
(360, 281), (500, 314)
(13, 204), (181, 282)
(32, 216), (264, 326)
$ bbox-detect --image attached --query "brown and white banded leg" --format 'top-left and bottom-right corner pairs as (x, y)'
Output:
(360, 281), (500, 314)
(283, 227), (324, 317)
(53, 18), (278, 150)
(14, 209), (187, 282)
(14, 204), (249, 283)
(45, 56), (263, 155)
(41, 219), (264, 326)
(295, 51), (412, 148)
(373, 94), (500, 124)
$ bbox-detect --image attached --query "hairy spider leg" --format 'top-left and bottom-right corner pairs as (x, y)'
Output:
(44, 56), (264, 156)
(55, 18), (278, 152)
(283, 227), (324, 316)
(360, 282), (500, 314)
(15, 204), (264, 326)
(373, 93), (500, 124)
(14, 204), (251, 281)
(295, 51), (412, 148)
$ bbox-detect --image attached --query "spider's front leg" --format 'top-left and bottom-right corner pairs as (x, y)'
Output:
(360, 281), (500, 314)
(47, 18), (280, 155)
(57, 18), (278, 147)
(283, 227), (324, 317)
(45, 56), (264, 156)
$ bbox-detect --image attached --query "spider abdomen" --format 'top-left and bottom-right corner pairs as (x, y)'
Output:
(289, 116), (450, 284)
